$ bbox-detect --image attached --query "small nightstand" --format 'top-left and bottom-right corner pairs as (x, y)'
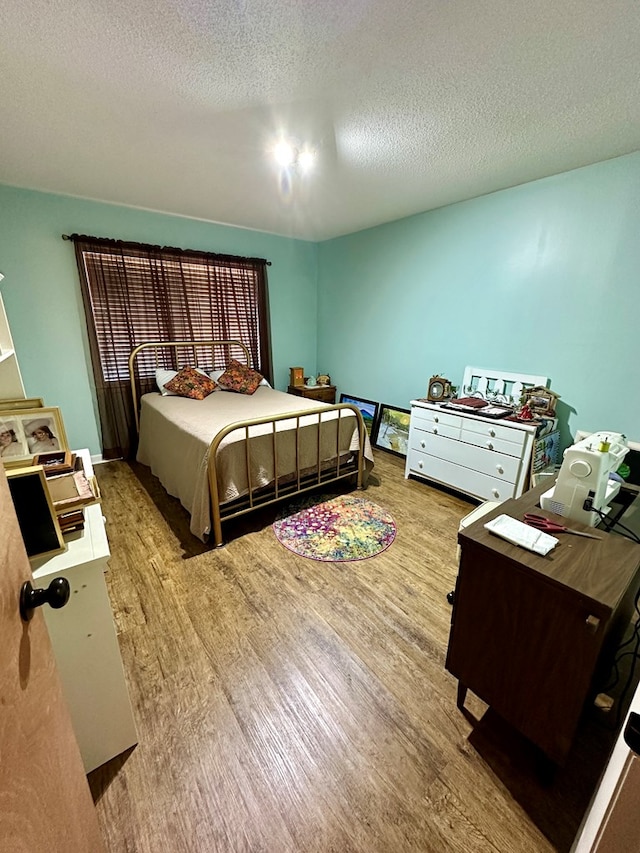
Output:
(288, 384), (336, 404)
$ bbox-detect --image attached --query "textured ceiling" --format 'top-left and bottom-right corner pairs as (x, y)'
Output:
(2, 0), (640, 241)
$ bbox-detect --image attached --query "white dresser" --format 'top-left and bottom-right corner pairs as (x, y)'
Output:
(30, 451), (137, 773)
(405, 400), (542, 502)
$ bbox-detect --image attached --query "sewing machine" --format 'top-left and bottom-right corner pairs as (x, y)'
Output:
(540, 431), (629, 526)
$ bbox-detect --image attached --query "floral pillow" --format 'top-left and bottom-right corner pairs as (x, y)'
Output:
(216, 359), (263, 395)
(163, 366), (217, 400)
(156, 367), (210, 396)
(210, 369), (271, 389)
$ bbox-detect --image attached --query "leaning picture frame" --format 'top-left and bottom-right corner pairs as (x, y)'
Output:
(372, 404), (411, 457)
(0, 406), (68, 468)
(7, 465), (66, 560)
(338, 394), (380, 438)
(0, 397), (45, 411)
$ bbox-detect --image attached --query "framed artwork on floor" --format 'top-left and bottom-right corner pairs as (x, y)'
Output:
(338, 394), (379, 438)
(372, 404), (411, 457)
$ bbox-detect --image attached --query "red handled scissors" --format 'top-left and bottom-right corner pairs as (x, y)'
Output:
(523, 513), (602, 540)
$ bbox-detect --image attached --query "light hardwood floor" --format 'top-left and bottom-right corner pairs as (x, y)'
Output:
(88, 451), (621, 853)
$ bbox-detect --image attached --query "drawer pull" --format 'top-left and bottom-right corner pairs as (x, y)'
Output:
(434, 416), (439, 423)
(433, 428), (438, 435)
(418, 461), (423, 469)
(486, 442), (494, 451)
(489, 429), (496, 437)
(496, 465), (504, 474)
(420, 440), (426, 449)
(491, 488), (500, 498)
(586, 615), (600, 634)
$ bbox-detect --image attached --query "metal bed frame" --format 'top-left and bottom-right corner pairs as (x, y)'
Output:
(129, 340), (367, 546)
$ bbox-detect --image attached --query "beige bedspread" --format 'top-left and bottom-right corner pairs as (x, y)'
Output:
(136, 386), (373, 541)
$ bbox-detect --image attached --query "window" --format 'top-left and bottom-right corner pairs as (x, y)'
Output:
(69, 235), (271, 458)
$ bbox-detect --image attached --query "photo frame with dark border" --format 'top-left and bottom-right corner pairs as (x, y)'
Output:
(338, 394), (380, 438)
(7, 465), (66, 560)
(0, 406), (68, 468)
(372, 404), (411, 457)
(33, 450), (75, 475)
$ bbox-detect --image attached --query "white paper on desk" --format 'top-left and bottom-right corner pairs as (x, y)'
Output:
(484, 514), (558, 556)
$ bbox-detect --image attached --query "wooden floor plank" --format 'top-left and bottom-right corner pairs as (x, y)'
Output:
(88, 450), (621, 852)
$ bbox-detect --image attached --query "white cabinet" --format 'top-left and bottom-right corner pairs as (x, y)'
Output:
(0, 293), (25, 399)
(405, 400), (541, 502)
(30, 451), (137, 773)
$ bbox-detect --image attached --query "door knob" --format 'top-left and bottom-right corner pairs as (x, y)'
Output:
(20, 578), (70, 622)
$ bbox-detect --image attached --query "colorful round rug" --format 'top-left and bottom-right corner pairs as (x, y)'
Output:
(273, 494), (396, 562)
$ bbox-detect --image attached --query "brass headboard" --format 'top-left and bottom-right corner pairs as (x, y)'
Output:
(128, 339), (252, 433)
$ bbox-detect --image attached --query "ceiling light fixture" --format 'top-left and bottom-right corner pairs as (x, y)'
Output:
(272, 139), (316, 173)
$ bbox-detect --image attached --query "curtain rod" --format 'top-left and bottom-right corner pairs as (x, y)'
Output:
(61, 234), (271, 266)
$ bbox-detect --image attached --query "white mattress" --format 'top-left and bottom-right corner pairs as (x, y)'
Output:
(136, 386), (373, 541)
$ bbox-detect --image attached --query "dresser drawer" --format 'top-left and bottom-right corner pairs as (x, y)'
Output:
(461, 428), (525, 457)
(288, 384), (336, 404)
(410, 407), (462, 431)
(407, 449), (517, 502)
(462, 418), (527, 446)
(411, 421), (460, 444)
(417, 433), (522, 482)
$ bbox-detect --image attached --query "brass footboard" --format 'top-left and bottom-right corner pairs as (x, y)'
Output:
(207, 404), (366, 547)
(129, 340), (367, 547)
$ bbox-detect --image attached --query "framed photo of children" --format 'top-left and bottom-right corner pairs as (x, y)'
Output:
(0, 407), (68, 468)
(372, 404), (411, 457)
(338, 394), (380, 438)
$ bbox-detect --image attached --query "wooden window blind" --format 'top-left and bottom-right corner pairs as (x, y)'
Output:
(68, 234), (271, 458)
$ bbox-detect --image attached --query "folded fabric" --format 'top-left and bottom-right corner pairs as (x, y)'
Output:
(449, 397), (488, 408)
(484, 514), (558, 556)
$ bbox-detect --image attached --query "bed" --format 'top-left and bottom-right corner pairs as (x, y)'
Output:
(129, 340), (373, 546)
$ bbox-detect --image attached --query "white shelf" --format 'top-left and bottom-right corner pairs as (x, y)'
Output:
(0, 294), (25, 399)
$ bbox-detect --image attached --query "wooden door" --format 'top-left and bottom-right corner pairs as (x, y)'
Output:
(0, 464), (105, 853)
(573, 702), (640, 851)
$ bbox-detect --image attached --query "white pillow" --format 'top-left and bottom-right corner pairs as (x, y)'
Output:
(156, 367), (210, 395)
(210, 368), (271, 388)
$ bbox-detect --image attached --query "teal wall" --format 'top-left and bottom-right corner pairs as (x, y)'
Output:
(317, 151), (640, 447)
(2, 150), (640, 458)
(0, 185), (317, 455)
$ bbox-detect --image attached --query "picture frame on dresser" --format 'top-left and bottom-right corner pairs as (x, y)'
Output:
(339, 394), (379, 438)
(372, 404), (411, 457)
(7, 465), (66, 559)
(0, 406), (68, 468)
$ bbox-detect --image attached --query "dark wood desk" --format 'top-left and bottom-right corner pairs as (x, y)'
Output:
(446, 484), (640, 765)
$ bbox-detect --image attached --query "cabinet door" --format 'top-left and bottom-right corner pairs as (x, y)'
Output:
(446, 546), (608, 764)
(42, 559), (137, 773)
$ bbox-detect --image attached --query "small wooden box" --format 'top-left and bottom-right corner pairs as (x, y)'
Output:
(289, 367), (305, 387)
